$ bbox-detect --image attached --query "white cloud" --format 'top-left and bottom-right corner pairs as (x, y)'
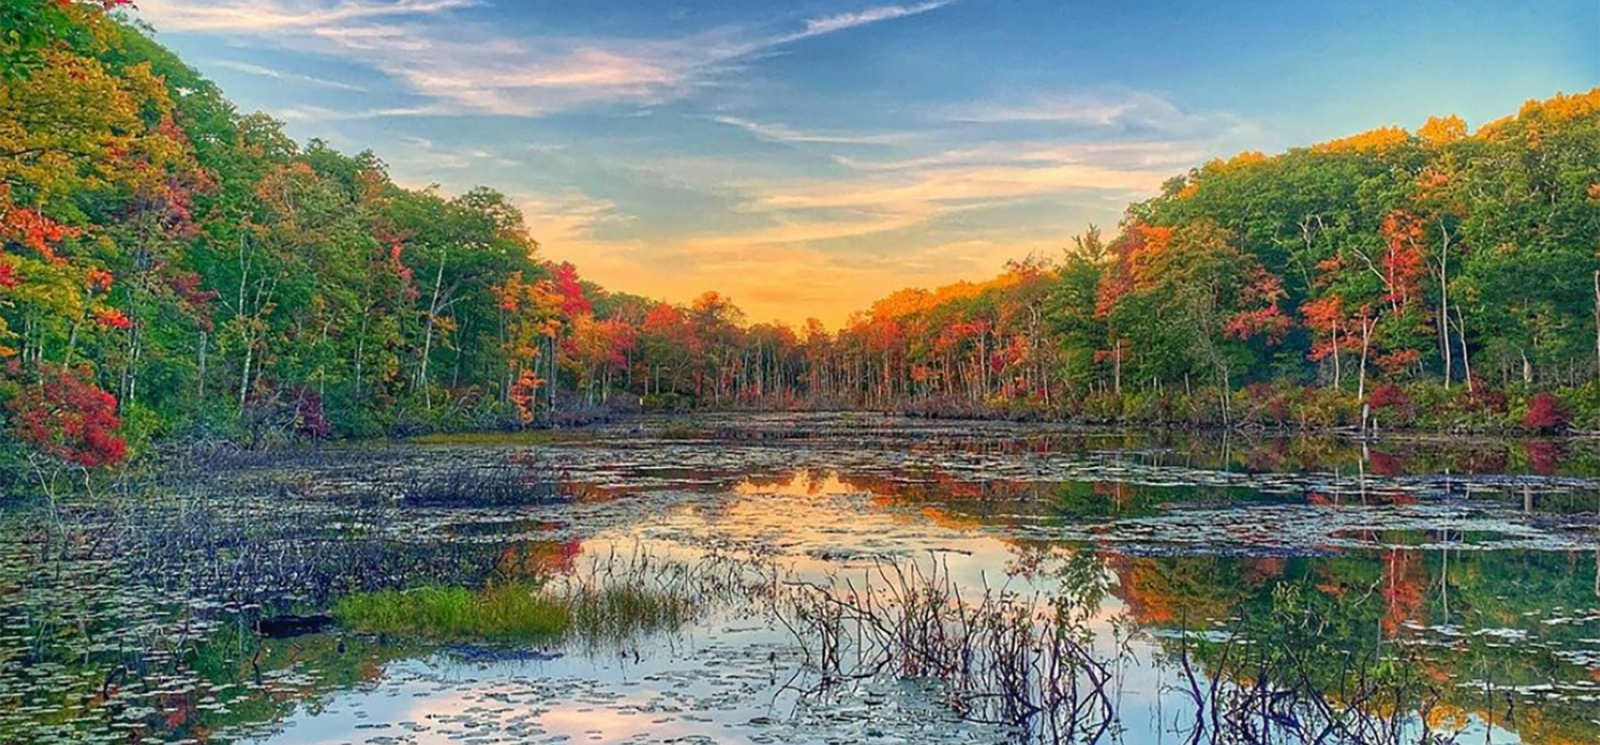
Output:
(710, 116), (915, 145)
(209, 60), (369, 91)
(136, 0), (965, 118)
(944, 89), (1245, 137)
(796, 1), (958, 39)
(136, 0), (478, 32)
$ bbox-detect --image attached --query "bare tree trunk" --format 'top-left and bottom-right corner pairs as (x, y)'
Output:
(1593, 270), (1600, 380)
(418, 252), (447, 409)
(1332, 325), (1342, 389)
(1436, 222), (1453, 387)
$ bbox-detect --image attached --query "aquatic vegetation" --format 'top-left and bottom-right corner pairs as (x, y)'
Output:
(0, 418), (1597, 744)
(779, 559), (1116, 742)
(334, 583), (569, 641)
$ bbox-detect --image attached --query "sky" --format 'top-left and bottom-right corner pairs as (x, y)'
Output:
(129, 0), (1598, 327)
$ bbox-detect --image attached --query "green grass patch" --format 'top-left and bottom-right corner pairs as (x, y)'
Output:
(333, 579), (701, 644)
(334, 583), (569, 641)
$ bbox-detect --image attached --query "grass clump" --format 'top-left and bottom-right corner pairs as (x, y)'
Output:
(568, 579), (696, 646)
(334, 582), (569, 641)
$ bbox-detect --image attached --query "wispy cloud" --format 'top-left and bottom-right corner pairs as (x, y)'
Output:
(136, 0), (478, 32)
(944, 89), (1261, 141)
(795, 1), (958, 39)
(275, 104), (452, 123)
(209, 59), (368, 92)
(137, 0), (965, 118)
(710, 116), (915, 145)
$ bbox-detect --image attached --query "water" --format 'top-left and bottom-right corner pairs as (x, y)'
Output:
(2, 414), (1597, 744)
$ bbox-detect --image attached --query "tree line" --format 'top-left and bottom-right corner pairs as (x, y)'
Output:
(5, 3), (1600, 473)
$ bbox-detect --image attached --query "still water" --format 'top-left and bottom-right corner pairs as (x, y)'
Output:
(2, 415), (1597, 744)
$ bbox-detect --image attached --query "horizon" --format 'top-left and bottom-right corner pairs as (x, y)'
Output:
(131, 0), (1597, 328)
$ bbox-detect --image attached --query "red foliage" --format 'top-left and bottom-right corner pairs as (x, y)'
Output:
(551, 262), (592, 318)
(1367, 383), (1410, 411)
(86, 268), (114, 291)
(1523, 392), (1569, 433)
(1301, 295), (1347, 362)
(167, 271), (217, 331)
(1374, 348), (1420, 376)
(5, 364), (127, 468)
(509, 369), (541, 426)
(1224, 267), (1290, 343)
(0, 263), (17, 290)
(3, 209), (78, 262)
(1379, 211), (1427, 308)
(387, 244), (419, 302)
(93, 308), (132, 329)
(290, 387), (331, 439)
(1094, 227), (1142, 319)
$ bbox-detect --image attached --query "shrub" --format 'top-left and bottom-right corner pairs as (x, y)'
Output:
(5, 364), (127, 468)
(1523, 392), (1569, 434)
(1366, 383), (1415, 427)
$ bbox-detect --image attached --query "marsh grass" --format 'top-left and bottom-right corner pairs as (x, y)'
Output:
(566, 580), (696, 647)
(333, 549), (758, 645)
(779, 558), (1115, 743)
(334, 583), (569, 641)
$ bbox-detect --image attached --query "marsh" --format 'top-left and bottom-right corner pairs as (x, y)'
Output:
(2, 414), (1597, 744)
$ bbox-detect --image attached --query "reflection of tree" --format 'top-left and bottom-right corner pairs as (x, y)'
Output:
(498, 538), (583, 577)
(1107, 550), (1600, 745)
(1108, 555), (1262, 624)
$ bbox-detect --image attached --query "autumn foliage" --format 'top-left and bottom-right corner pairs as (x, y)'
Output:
(6, 364), (127, 468)
(1522, 393), (1568, 434)
(6, 0), (1600, 476)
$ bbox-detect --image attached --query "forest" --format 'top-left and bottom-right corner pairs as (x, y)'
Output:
(5, 2), (1600, 474)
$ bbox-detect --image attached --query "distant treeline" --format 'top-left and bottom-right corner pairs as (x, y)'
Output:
(4, 3), (1600, 471)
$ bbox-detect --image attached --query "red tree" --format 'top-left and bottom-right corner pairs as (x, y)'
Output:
(6, 364), (127, 468)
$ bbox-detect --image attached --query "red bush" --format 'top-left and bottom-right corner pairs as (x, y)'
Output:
(1368, 383), (1410, 410)
(5, 364), (127, 468)
(1523, 392), (1569, 434)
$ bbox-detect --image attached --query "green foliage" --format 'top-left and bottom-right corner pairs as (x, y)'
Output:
(7, 3), (1600, 465)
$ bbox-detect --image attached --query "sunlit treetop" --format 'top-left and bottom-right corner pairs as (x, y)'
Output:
(1309, 126), (1412, 154)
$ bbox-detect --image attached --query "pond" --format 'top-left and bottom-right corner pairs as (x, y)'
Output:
(2, 413), (1598, 744)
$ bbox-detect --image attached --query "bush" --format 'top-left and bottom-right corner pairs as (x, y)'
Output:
(1366, 383), (1415, 427)
(1523, 392), (1569, 434)
(1291, 387), (1358, 429)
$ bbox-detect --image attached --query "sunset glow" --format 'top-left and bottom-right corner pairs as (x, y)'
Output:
(126, 0), (1595, 326)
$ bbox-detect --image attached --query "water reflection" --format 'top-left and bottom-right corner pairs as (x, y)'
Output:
(2, 424), (1598, 744)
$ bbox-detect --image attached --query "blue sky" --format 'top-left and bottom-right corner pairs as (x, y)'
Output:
(132, 0), (1598, 326)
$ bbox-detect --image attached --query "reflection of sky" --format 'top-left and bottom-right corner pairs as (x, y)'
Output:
(248, 462), (1588, 744)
